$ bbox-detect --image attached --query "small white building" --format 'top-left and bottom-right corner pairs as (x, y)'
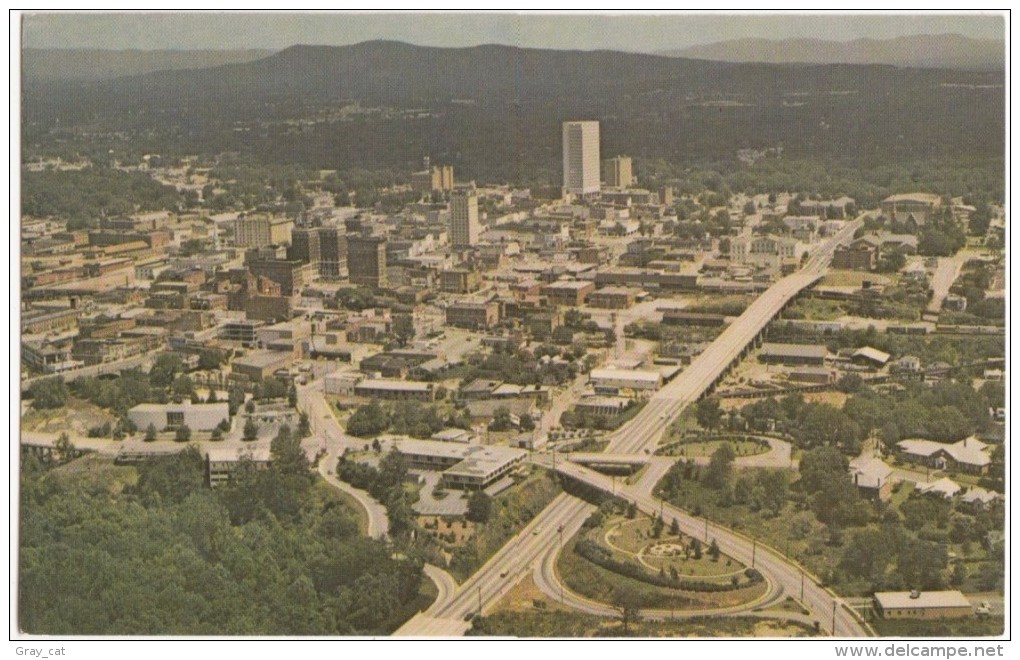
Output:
(589, 367), (663, 393)
(128, 401), (230, 432)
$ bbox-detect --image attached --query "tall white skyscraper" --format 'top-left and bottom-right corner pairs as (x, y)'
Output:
(450, 187), (480, 248)
(562, 121), (601, 196)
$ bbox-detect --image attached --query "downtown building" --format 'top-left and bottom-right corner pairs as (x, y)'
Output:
(450, 186), (481, 248)
(347, 234), (388, 288)
(562, 121), (601, 197)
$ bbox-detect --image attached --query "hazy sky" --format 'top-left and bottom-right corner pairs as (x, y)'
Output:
(22, 12), (1005, 52)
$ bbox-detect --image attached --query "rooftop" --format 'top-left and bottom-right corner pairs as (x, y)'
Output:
(589, 367), (662, 383)
(356, 379), (433, 392)
(760, 343), (828, 360)
(874, 591), (971, 610)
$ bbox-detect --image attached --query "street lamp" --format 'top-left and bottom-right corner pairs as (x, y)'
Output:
(557, 525), (565, 604)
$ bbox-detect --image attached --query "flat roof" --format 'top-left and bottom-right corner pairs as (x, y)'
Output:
(130, 402), (230, 414)
(395, 439), (472, 461)
(874, 591), (971, 609)
(760, 343), (828, 359)
(207, 446), (271, 463)
(591, 286), (638, 296)
(233, 350), (293, 369)
(356, 379), (432, 392)
(590, 368), (662, 382)
(443, 445), (527, 479)
(543, 280), (593, 290)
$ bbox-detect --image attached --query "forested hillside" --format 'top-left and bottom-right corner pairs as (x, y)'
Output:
(18, 444), (428, 635)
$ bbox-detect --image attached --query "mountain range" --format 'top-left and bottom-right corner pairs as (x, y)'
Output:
(22, 40), (1004, 181)
(21, 48), (274, 84)
(662, 34), (1003, 71)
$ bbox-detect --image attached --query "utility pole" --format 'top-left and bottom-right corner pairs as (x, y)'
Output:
(800, 568), (805, 601)
(752, 538), (757, 568)
(478, 586), (482, 616)
(558, 524), (565, 605)
(832, 600), (837, 636)
(704, 517), (709, 542)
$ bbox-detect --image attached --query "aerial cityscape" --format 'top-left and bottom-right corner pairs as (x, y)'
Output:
(15, 12), (1006, 642)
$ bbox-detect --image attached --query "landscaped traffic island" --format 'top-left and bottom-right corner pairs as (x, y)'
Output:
(558, 510), (768, 611)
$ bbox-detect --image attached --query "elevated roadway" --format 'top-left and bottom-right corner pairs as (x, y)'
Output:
(396, 219), (869, 636)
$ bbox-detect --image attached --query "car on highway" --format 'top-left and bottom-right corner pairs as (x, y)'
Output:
(499, 570), (509, 578)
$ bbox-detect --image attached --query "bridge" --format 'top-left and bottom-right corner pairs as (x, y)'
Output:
(396, 220), (871, 637)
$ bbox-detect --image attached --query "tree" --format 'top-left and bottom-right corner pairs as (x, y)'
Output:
(346, 401), (389, 437)
(753, 470), (788, 517)
(704, 443), (735, 489)
(691, 538), (703, 560)
(519, 415), (535, 431)
(271, 424), (310, 477)
(175, 425), (192, 442)
(54, 432), (75, 463)
(611, 587), (643, 635)
(670, 518), (680, 536)
(708, 539), (721, 561)
(696, 397), (723, 431)
(488, 406), (514, 432)
(298, 411), (311, 438)
(149, 353), (183, 388)
(378, 447), (408, 490)
(211, 428), (223, 441)
(466, 491), (493, 523)
(243, 418), (259, 441)
(29, 377), (68, 409)
(206, 389), (219, 404)
(144, 423), (157, 442)
(898, 541), (948, 590)
(171, 374), (195, 399)
(288, 384), (298, 408)
(245, 399), (256, 414)
(798, 446), (849, 494)
(228, 387), (245, 416)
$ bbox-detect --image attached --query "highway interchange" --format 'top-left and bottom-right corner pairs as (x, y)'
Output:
(395, 217), (868, 636)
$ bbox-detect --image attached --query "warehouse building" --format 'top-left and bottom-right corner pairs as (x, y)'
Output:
(354, 379), (435, 402)
(589, 367), (663, 393)
(873, 591), (973, 620)
(759, 343), (828, 366)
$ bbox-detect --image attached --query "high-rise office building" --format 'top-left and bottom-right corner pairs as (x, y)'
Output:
(233, 215), (293, 248)
(450, 187), (480, 248)
(562, 121), (601, 196)
(603, 155), (633, 188)
(288, 227), (321, 265)
(318, 227), (347, 280)
(347, 235), (388, 288)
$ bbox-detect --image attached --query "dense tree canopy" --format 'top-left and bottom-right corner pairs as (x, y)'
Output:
(19, 447), (425, 635)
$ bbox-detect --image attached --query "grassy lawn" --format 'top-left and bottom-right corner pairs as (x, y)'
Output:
(870, 616), (1004, 638)
(605, 517), (745, 579)
(801, 391), (849, 408)
(657, 438), (768, 459)
(318, 476), (370, 535)
(558, 534), (767, 611)
(685, 294), (755, 316)
(22, 396), (117, 435)
(50, 454), (138, 494)
(469, 610), (818, 637)
(821, 271), (892, 288)
(788, 298), (846, 321)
